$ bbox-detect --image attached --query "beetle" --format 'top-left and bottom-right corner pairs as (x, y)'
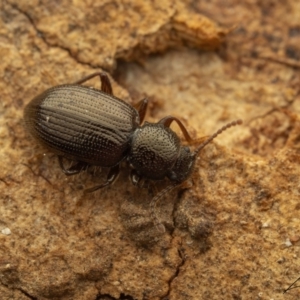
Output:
(24, 72), (242, 231)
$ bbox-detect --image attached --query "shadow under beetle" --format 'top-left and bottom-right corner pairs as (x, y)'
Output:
(24, 72), (242, 231)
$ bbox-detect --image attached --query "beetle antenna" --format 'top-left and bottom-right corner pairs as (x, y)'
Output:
(194, 119), (242, 156)
(150, 183), (178, 233)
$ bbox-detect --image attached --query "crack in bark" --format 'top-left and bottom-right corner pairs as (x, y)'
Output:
(96, 293), (135, 300)
(0, 281), (37, 300)
(247, 100), (298, 126)
(258, 53), (300, 69)
(10, 3), (97, 70)
(21, 163), (52, 186)
(161, 248), (186, 300)
(9, 2), (225, 74)
(18, 288), (38, 300)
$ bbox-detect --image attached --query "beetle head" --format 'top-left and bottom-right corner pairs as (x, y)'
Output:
(167, 119), (243, 184)
(167, 146), (195, 183)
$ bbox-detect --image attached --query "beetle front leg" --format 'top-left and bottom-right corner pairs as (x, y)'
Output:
(58, 156), (88, 175)
(72, 72), (113, 95)
(158, 116), (194, 143)
(84, 164), (120, 193)
(130, 169), (143, 186)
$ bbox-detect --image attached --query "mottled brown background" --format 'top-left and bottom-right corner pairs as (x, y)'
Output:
(1, 0), (300, 299)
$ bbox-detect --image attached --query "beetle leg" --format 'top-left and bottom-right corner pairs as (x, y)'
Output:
(84, 164), (120, 193)
(58, 156), (88, 175)
(134, 98), (148, 124)
(158, 116), (194, 143)
(130, 169), (145, 188)
(72, 72), (113, 95)
(99, 73), (113, 95)
(130, 169), (141, 186)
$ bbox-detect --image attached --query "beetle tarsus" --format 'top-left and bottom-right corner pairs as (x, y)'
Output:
(84, 164), (120, 193)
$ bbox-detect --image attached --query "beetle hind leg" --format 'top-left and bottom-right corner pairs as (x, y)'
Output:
(73, 72), (113, 95)
(84, 164), (120, 193)
(58, 156), (89, 175)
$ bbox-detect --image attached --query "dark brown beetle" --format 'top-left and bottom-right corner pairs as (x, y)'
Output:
(24, 72), (242, 231)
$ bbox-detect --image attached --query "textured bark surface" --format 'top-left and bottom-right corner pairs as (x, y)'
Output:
(1, 0), (300, 299)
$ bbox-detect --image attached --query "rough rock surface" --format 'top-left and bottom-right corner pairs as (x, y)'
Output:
(1, 0), (300, 299)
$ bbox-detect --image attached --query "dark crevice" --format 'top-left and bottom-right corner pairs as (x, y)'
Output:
(96, 293), (135, 300)
(18, 288), (38, 300)
(161, 248), (186, 300)
(257, 54), (300, 69)
(10, 4), (98, 70)
(0, 281), (37, 300)
(247, 99), (298, 126)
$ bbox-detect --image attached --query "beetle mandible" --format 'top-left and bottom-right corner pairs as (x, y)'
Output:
(24, 72), (242, 231)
